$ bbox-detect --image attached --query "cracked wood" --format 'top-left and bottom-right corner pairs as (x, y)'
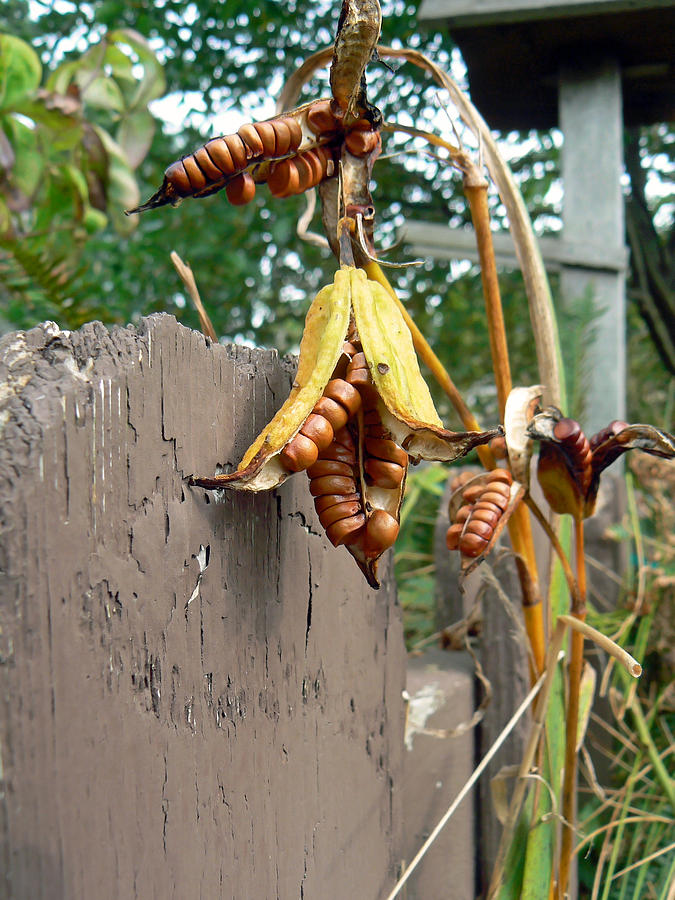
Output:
(0, 314), (404, 900)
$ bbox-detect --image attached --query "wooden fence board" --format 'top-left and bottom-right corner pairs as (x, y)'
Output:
(0, 314), (405, 900)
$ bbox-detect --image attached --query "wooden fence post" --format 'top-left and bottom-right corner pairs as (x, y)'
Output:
(0, 314), (405, 900)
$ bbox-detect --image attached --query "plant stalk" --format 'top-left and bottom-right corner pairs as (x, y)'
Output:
(558, 517), (587, 897)
(463, 175), (546, 675)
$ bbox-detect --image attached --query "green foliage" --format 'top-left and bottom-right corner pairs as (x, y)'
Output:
(0, 27), (163, 328)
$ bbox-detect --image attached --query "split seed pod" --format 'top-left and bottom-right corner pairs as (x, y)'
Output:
(193, 266), (501, 587)
(527, 406), (675, 519)
(446, 468), (524, 574)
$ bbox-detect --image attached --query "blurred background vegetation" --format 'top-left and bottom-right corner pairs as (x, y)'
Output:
(1, 3), (673, 892)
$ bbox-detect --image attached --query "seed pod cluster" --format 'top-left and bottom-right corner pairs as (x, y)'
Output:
(164, 116), (304, 202)
(446, 468), (513, 558)
(552, 417), (592, 495)
(344, 119), (381, 158)
(268, 146), (336, 198)
(277, 340), (404, 559)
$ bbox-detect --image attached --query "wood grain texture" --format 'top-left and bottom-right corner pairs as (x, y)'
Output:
(0, 314), (404, 900)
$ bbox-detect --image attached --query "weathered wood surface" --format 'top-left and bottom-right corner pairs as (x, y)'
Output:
(0, 314), (405, 900)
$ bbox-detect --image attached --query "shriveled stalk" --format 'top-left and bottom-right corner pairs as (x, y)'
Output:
(558, 517), (587, 897)
(463, 169), (546, 676)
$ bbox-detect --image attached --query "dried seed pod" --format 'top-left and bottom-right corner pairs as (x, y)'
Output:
(589, 419), (629, 450)
(553, 418), (593, 487)
(224, 134), (248, 169)
(225, 172), (256, 206)
(446, 468), (514, 560)
(193, 146), (226, 182)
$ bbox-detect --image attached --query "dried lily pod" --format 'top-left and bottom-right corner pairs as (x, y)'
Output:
(446, 468), (524, 575)
(127, 98), (340, 214)
(527, 407), (675, 519)
(503, 385), (543, 485)
(193, 266), (500, 586)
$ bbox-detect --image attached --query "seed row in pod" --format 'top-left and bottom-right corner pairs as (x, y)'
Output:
(551, 418), (593, 491)
(446, 468), (513, 558)
(163, 116), (304, 202)
(267, 146), (336, 198)
(345, 350), (407, 490)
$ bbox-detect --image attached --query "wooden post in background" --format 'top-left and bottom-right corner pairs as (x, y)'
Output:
(0, 314), (405, 900)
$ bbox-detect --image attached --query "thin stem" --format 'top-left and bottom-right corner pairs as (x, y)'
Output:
(526, 495), (581, 611)
(462, 174), (545, 674)
(558, 517), (587, 898)
(170, 251), (218, 342)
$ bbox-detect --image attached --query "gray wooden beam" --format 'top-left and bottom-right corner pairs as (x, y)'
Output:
(419, 0), (673, 27)
(402, 222), (628, 273)
(559, 57), (626, 432)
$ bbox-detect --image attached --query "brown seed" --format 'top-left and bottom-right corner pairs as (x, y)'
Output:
(238, 123), (264, 156)
(461, 484), (485, 504)
(271, 119), (292, 156)
(225, 172), (256, 205)
(455, 504), (472, 524)
(470, 507), (500, 528)
(324, 380), (362, 417)
(346, 366), (371, 388)
(193, 147), (224, 181)
(279, 433), (319, 472)
(465, 519), (494, 541)
(364, 438), (408, 467)
(326, 514), (366, 547)
(553, 417), (582, 443)
(314, 492), (360, 515)
(365, 458), (405, 489)
(283, 116), (303, 150)
(313, 396), (349, 431)
(254, 121), (277, 155)
(268, 159), (300, 198)
(204, 138), (235, 175)
(490, 468), (513, 485)
(364, 509), (400, 557)
(306, 99), (339, 135)
(319, 500), (362, 528)
(480, 490), (509, 510)
(301, 413), (334, 450)
(308, 475), (356, 497)
(301, 149), (325, 188)
(164, 161), (192, 195)
(332, 426), (357, 451)
(307, 459), (353, 479)
(224, 134), (248, 169)
(181, 155), (207, 190)
(446, 523), (463, 551)
(319, 443), (357, 465)
(345, 129), (380, 157)
(293, 154), (314, 193)
(459, 533), (487, 558)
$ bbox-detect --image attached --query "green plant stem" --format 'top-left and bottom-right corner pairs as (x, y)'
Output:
(616, 666), (675, 813)
(558, 517), (587, 898)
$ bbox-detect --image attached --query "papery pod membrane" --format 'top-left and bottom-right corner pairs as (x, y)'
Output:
(586, 422), (675, 516)
(503, 385), (543, 486)
(197, 268), (352, 491)
(353, 269), (499, 461)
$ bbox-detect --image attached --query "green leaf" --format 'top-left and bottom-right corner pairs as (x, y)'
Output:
(45, 59), (81, 97)
(116, 109), (155, 168)
(2, 115), (43, 198)
(94, 127), (140, 234)
(107, 29), (166, 109)
(81, 75), (125, 112)
(0, 34), (42, 111)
